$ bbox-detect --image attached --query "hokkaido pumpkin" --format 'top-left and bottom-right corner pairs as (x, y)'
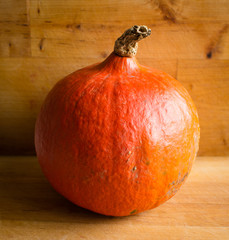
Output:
(35, 25), (200, 216)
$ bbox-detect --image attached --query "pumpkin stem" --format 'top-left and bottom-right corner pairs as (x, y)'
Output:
(114, 25), (151, 57)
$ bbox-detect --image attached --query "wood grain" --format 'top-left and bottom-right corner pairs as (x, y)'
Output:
(0, 0), (229, 155)
(29, 0), (229, 24)
(0, 156), (229, 239)
(177, 60), (229, 156)
(30, 22), (229, 59)
(0, 0), (30, 57)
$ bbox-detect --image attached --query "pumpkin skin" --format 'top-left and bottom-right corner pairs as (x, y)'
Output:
(35, 27), (200, 217)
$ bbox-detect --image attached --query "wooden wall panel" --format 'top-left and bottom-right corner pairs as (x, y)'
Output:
(0, 0), (229, 155)
(29, 0), (229, 24)
(30, 23), (229, 59)
(177, 60), (229, 155)
(0, 0), (30, 57)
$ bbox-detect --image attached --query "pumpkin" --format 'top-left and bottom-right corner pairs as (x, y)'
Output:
(35, 25), (200, 216)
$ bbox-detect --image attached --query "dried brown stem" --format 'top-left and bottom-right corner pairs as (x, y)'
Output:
(114, 25), (151, 57)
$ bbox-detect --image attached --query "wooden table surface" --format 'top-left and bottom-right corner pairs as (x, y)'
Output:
(0, 156), (229, 240)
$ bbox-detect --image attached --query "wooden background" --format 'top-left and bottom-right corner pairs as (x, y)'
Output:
(0, 0), (229, 156)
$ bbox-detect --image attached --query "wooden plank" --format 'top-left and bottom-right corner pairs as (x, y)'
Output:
(30, 22), (229, 59)
(0, 0), (28, 23)
(0, 156), (229, 240)
(177, 60), (229, 156)
(179, 0), (229, 22)
(1, 223), (229, 240)
(0, 57), (177, 155)
(29, 0), (162, 24)
(28, 0), (229, 59)
(0, 0), (30, 57)
(0, 23), (31, 57)
(29, 0), (229, 24)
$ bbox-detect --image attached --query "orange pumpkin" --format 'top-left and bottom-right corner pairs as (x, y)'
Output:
(35, 25), (200, 216)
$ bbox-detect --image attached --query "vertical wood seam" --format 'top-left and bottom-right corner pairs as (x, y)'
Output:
(26, 0), (32, 57)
